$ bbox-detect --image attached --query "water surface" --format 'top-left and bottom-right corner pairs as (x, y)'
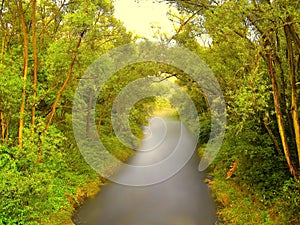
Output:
(73, 118), (217, 225)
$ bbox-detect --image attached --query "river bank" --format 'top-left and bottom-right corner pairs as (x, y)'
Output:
(61, 178), (106, 225)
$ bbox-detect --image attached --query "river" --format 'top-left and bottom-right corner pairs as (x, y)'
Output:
(72, 117), (217, 225)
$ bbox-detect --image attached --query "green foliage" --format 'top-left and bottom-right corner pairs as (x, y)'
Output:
(211, 122), (300, 224)
(198, 118), (211, 145)
(212, 177), (274, 225)
(0, 121), (100, 224)
(102, 136), (135, 162)
(0, 0), (135, 221)
(1, 0), (299, 223)
(272, 178), (300, 224)
(0, 134), (66, 223)
(167, 0), (300, 223)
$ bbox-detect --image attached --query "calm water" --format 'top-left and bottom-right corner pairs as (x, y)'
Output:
(72, 118), (217, 225)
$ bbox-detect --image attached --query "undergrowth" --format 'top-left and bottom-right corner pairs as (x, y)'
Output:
(207, 122), (300, 224)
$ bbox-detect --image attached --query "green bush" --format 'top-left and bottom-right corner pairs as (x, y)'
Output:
(0, 122), (99, 224)
(211, 121), (300, 224)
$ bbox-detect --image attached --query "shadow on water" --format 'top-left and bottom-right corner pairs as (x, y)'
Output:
(72, 117), (217, 225)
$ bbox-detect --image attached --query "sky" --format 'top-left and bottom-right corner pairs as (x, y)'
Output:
(113, 0), (176, 40)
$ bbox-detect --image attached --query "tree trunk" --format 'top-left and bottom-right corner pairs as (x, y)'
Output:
(1, 34), (4, 61)
(44, 30), (86, 132)
(285, 25), (300, 167)
(86, 88), (94, 138)
(93, 93), (112, 140)
(0, 111), (4, 141)
(31, 0), (38, 128)
(269, 50), (298, 178)
(18, 0), (29, 148)
(263, 116), (282, 156)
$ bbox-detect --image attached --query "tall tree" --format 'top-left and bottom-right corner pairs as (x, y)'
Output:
(31, 0), (38, 128)
(17, 0), (29, 148)
(165, 0), (300, 178)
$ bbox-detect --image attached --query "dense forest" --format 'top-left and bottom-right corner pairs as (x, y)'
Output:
(0, 0), (299, 224)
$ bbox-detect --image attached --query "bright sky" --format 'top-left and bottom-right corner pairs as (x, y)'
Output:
(113, 0), (176, 40)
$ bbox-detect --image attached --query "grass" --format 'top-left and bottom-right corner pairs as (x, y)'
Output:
(211, 177), (274, 225)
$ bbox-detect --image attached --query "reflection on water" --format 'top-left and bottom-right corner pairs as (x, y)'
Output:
(73, 117), (217, 225)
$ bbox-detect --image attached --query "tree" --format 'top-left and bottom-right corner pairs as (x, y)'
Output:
(0, 0), (136, 223)
(165, 0), (300, 179)
(17, 0), (29, 148)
